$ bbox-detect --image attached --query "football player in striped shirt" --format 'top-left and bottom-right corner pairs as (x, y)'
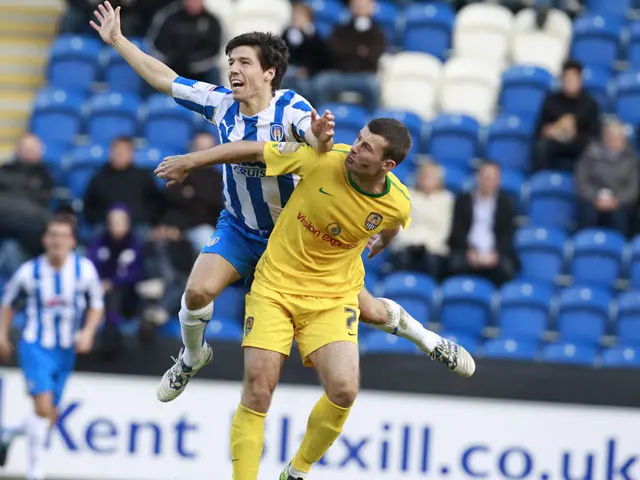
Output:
(0, 214), (104, 480)
(91, 1), (465, 404)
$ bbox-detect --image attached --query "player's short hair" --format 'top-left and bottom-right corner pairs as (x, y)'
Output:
(225, 32), (289, 91)
(47, 213), (77, 237)
(111, 136), (133, 147)
(562, 59), (583, 75)
(367, 118), (412, 166)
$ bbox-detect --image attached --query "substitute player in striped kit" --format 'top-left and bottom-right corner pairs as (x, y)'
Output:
(0, 214), (104, 480)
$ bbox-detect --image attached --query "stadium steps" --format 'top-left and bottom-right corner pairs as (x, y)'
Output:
(0, 0), (64, 162)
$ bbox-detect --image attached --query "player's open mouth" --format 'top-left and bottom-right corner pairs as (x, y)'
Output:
(230, 79), (244, 88)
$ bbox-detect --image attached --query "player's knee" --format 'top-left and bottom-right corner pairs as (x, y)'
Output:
(184, 283), (216, 311)
(326, 378), (359, 408)
(34, 402), (55, 420)
(241, 370), (277, 413)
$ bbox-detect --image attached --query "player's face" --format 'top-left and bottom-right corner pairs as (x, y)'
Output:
(42, 223), (76, 260)
(346, 127), (395, 176)
(228, 46), (275, 102)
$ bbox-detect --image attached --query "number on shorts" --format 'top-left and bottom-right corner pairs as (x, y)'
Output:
(344, 307), (357, 331)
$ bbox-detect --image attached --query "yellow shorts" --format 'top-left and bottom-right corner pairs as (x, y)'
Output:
(242, 282), (359, 366)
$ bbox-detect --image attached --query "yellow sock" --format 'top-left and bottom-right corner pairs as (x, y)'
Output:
(291, 394), (351, 473)
(230, 404), (266, 480)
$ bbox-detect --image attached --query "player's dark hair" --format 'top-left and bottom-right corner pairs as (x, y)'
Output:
(478, 159), (501, 171)
(367, 118), (412, 166)
(47, 213), (77, 238)
(562, 59), (583, 75)
(111, 136), (134, 147)
(225, 32), (289, 92)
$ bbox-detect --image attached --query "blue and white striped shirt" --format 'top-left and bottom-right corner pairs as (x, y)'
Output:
(172, 77), (314, 232)
(1, 254), (104, 350)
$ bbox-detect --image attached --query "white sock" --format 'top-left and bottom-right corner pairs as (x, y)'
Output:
(288, 463), (308, 479)
(179, 294), (214, 367)
(1, 421), (26, 443)
(377, 298), (441, 353)
(26, 412), (49, 480)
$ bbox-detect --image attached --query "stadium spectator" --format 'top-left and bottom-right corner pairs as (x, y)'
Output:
(534, 59), (600, 172)
(87, 204), (143, 359)
(145, 0), (222, 84)
(312, 0), (385, 111)
(575, 118), (639, 237)
(83, 137), (165, 228)
(137, 224), (197, 344)
(448, 161), (519, 286)
(0, 134), (53, 262)
(389, 162), (454, 279)
(282, 3), (330, 102)
(160, 132), (223, 252)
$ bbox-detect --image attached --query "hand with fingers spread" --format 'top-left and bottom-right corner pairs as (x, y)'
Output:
(311, 109), (335, 145)
(367, 234), (385, 259)
(155, 155), (190, 187)
(90, 1), (123, 46)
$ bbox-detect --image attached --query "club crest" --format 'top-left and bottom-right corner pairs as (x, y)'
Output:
(365, 212), (383, 231)
(270, 123), (285, 142)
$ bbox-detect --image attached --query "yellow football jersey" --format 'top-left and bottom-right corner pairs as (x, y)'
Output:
(252, 141), (412, 298)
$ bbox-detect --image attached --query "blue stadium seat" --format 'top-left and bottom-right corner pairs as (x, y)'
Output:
(212, 285), (246, 323)
(439, 276), (494, 337)
(361, 331), (421, 354)
(403, 3), (455, 59)
(499, 169), (524, 210)
(582, 66), (611, 111)
(104, 37), (144, 94)
(627, 234), (640, 290)
(374, 109), (424, 150)
(319, 103), (368, 145)
(362, 245), (389, 276)
(87, 93), (140, 145)
(440, 331), (481, 355)
(571, 14), (622, 70)
(428, 114), (479, 169)
(308, 0), (348, 38)
(144, 93), (196, 150)
(540, 342), (597, 366)
(614, 71), (640, 128)
(374, 2), (399, 46)
(67, 164), (99, 200)
(527, 171), (576, 230)
(41, 142), (69, 185)
(601, 346), (640, 368)
(205, 318), (244, 342)
(483, 337), (538, 360)
(556, 286), (611, 347)
(391, 158), (417, 186)
(515, 227), (567, 283)
(442, 165), (468, 194)
(485, 114), (535, 172)
(364, 272), (380, 296)
(381, 272), (436, 324)
(48, 35), (102, 93)
(627, 22), (640, 71)
(569, 228), (625, 288)
(31, 89), (84, 145)
(157, 318), (181, 338)
(134, 146), (176, 170)
(587, 0), (631, 18)
(68, 144), (109, 167)
(498, 280), (552, 341)
(617, 291), (640, 346)
(500, 66), (554, 117)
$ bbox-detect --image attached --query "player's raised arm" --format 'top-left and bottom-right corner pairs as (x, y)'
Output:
(91, 1), (177, 95)
(305, 109), (335, 153)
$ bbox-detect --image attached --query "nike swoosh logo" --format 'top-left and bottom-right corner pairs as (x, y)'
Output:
(319, 187), (334, 196)
(348, 332), (357, 336)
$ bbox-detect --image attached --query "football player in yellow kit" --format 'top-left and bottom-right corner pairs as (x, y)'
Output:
(155, 118), (475, 480)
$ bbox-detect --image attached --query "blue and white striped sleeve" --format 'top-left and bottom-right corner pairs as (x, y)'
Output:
(1, 262), (29, 307)
(171, 76), (232, 123)
(287, 93), (313, 143)
(83, 259), (104, 310)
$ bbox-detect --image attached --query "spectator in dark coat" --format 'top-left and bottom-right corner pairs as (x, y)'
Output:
(83, 137), (165, 227)
(0, 133), (53, 259)
(146, 0), (222, 83)
(448, 162), (519, 286)
(534, 59), (600, 172)
(576, 118), (639, 237)
(87, 204), (143, 358)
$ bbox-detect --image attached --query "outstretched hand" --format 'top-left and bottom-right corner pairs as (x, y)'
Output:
(311, 109), (335, 145)
(155, 155), (190, 187)
(367, 234), (385, 259)
(90, 1), (122, 46)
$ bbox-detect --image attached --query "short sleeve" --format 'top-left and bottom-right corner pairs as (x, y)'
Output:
(83, 259), (105, 310)
(263, 142), (319, 178)
(1, 262), (30, 307)
(286, 93), (313, 142)
(172, 76), (231, 122)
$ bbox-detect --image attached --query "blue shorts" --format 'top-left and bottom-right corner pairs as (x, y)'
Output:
(201, 210), (269, 280)
(18, 341), (76, 407)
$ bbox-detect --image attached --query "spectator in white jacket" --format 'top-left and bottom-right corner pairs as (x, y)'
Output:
(390, 162), (454, 278)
